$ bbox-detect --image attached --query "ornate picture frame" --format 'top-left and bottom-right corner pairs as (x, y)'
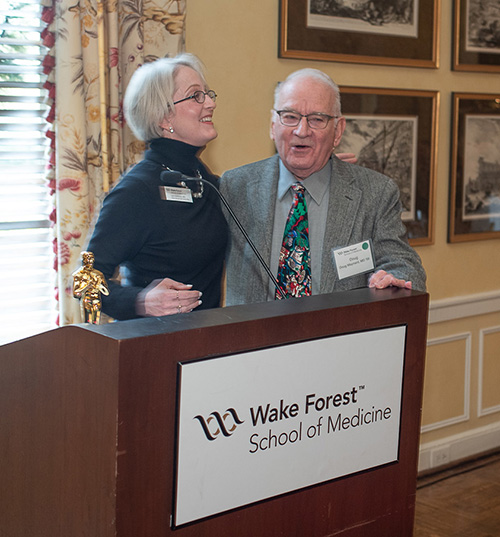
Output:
(336, 87), (439, 246)
(449, 93), (500, 242)
(453, 0), (500, 72)
(279, 0), (439, 68)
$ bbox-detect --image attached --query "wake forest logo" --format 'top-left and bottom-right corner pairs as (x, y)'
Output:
(194, 408), (244, 441)
(192, 386), (395, 449)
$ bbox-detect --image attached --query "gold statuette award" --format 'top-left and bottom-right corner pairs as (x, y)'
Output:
(72, 251), (109, 324)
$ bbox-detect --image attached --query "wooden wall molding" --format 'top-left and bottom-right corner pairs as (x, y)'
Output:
(429, 290), (500, 324)
(421, 332), (472, 434)
(478, 325), (500, 418)
(419, 422), (500, 472)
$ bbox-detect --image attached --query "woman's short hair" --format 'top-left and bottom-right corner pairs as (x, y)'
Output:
(273, 68), (342, 117)
(124, 53), (207, 141)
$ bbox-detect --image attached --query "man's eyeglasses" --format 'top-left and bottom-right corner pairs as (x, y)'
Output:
(173, 90), (217, 105)
(274, 109), (338, 130)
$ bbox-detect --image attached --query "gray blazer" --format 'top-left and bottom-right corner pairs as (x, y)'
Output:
(220, 154), (426, 306)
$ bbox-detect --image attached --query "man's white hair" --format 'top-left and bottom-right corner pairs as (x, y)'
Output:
(273, 68), (342, 116)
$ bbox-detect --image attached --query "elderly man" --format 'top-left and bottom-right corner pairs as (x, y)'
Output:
(220, 68), (426, 306)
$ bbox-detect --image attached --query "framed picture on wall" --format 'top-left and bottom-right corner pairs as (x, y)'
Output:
(453, 0), (500, 72)
(449, 93), (500, 242)
(279, 0), (439, 68)
(336, 87), (438, 246)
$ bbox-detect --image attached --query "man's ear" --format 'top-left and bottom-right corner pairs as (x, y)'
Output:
(270, 110), (276, 141)
(333, 116), (346, 148)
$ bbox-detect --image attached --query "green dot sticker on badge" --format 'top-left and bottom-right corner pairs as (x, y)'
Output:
(332, 240), (375, 280)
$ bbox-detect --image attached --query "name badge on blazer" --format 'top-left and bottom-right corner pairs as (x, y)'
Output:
(332, 240), (375, 280)
(159, 185), (193, 203)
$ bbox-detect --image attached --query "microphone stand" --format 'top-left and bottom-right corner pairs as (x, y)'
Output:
(160, 170), (287, 299)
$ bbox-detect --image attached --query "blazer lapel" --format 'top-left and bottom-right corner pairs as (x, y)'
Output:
(320, 159), (362, 293)
(236, 155), (280, 302)
(247, 155), (280, 268)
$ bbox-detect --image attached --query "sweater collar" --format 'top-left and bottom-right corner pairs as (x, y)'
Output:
(146, 138), (204, 176)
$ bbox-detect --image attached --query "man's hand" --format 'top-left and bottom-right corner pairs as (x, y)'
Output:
(368, 270), (412, 290)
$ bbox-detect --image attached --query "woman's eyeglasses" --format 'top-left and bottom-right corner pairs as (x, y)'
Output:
(173, 90), (217, 105)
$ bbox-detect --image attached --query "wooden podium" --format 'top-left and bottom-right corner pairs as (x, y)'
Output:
(0, 288), (428, 537)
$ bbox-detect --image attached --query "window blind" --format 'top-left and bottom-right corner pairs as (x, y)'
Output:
(0, 0), (55, 345)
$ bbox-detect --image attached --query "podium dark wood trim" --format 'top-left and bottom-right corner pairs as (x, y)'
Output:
(0, 288), (428, 537)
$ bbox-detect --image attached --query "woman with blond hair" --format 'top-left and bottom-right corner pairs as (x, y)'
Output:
(87, 54), (227, 320)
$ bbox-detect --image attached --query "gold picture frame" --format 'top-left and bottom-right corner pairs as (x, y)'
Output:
(337, 87), (439, 246)
(279, 0), (440, 68)
(453, 0), (500, 73)
(449, 93), (500, 242)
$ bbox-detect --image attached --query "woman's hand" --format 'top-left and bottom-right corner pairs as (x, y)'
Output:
(136, 278), (202, 316)
(335, 152), (357, 164)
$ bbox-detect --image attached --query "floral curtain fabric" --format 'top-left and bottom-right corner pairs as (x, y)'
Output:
(46, 0), (186, 325)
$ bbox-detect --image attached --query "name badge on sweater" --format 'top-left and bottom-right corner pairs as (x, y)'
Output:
(159, 185), (193, 203)
(332, 240), (375, 280)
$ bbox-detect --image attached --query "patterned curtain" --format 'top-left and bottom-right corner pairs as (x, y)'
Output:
(46, 0), (186, 325)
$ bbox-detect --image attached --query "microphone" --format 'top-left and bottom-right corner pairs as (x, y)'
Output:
(160, 170), (287, 299)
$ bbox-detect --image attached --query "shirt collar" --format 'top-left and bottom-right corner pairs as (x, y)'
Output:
(277, 158), (331, 206)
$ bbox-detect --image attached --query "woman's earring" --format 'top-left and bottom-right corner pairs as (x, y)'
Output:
(168, 126), (174, 133)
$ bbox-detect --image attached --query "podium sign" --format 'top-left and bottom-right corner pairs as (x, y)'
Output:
(174, 325), (406, 526)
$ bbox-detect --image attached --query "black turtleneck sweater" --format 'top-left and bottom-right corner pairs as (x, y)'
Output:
(87, 138), (228, 320)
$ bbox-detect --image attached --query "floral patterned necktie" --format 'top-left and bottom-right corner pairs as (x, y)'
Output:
(276, 182), (312, 299)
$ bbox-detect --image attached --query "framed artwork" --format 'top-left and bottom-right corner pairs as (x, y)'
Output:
(449, 93), (500, 242)
(453, 0), (500, 72)
(279, 0), (439, 68)
(336, 87), (438, 246)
